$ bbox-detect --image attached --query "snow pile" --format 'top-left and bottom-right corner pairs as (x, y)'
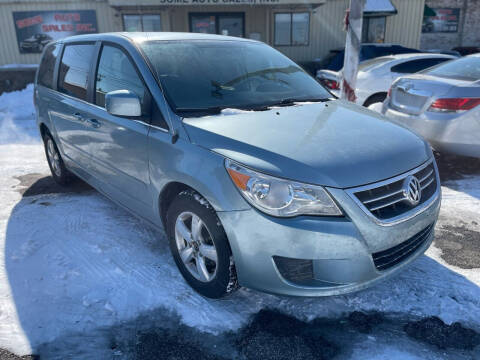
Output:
(0, 84), (38, 144)
(220, 108), (253, 116)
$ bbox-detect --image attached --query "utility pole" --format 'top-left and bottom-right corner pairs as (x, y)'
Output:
(341, 0), (365, 102)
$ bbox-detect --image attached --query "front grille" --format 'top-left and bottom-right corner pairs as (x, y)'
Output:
(352, 161), (437, 222)
(372, 224), (434, 271)
(273, 256), (313, 284)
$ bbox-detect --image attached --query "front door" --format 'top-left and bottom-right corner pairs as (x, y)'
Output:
(84, 43), (152, 213)
(190, 13), (244, 37)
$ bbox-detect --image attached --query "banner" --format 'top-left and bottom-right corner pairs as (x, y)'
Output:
(422, 8), (460, 33)
(13, 10), (98, 53)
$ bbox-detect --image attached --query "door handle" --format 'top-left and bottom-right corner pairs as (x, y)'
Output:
(73, 113), (84, 122)
(86, 118), (101, 128)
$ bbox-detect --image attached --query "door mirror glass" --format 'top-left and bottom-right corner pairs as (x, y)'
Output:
(105, 90), (141, 117)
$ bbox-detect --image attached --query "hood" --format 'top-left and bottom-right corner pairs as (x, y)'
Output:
(182, 101), (431, 188)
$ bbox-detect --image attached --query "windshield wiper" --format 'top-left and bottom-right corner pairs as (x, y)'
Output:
(176, 106), (225, 116)
(267, 97), (331, 107)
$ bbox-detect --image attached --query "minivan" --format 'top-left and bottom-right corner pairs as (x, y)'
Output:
(35, 33), (441, 298)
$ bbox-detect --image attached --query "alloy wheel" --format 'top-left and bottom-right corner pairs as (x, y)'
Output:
(175, 211), (218, 282)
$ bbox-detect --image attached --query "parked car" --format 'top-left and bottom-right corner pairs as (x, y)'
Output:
(317, 53), (455, 107)
(422, 18), (434, 33)
(316, 43), (422, 72)
(424, 49), (461, 57)
(382, 54), (480, 158)
(452, 47), (480, 56)
(20, 33), (53, 53)
(35, 33), (441, 298)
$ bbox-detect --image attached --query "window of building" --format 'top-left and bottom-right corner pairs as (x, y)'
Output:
(274, 12), (310, 46)
(123, 14), (161, 32)
(390, 58), (452, 74)
(190, 13), (244, 37)
(38, 43), (60, 89)
(58, 43), (95, 101)
(95, 45), (147, 112)
(362, 16), (386, 43)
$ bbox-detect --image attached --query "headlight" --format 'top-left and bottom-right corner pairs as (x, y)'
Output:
(225, 159), (342, 217)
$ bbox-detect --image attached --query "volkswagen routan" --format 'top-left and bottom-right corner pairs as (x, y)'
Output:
(35, 33), (441, 298)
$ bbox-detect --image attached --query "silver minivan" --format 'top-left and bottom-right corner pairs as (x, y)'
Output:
(35, 33), (441, 298)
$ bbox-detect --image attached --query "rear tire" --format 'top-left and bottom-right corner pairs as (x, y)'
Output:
(166, 190), (238, 298)
(43, 132), (71, 186)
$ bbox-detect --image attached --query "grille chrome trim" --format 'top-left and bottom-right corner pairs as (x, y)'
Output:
(421, 177), (434, 190)
(419, 169), (434, 184)
(346, 159), (440, 226)
(369, 196), (405, 212)
(363, 189), (403, 204)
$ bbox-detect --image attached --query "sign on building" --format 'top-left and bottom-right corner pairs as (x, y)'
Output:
(13, 10), (98, 53)
(422, 8), (460, 33)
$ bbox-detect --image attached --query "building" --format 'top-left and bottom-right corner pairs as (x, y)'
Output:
(0, 0), (425, 66)
(420, 0), (480, 51)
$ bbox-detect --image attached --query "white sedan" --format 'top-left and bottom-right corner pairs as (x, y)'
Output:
(317, 53), (456, 107)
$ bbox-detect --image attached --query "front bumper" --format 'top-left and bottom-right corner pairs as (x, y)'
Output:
(218, 176), (441, 297)
(383, 104), (480, 158)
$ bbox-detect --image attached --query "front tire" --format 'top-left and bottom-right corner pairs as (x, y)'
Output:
(166, 190), (238, 298)
(43, 132), (71, 186)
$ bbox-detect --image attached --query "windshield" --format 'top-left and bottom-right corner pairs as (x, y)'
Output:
(425, 56), (480, 81)
(140, 40), (331, 115)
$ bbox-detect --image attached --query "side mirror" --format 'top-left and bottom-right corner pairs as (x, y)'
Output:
(105, 90), (141, 117)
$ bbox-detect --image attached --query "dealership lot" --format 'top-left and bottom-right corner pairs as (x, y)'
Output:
(1, 86), (480, 359)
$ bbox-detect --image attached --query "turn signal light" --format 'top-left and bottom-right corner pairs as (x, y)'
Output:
(428, 98), (480, 112)
(226, 168), (250, 190)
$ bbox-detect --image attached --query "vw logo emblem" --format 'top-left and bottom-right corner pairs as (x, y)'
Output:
(403, 175), (422, 206)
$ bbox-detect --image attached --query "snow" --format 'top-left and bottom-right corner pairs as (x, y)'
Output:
(1, 86), (480, 357)
(0, 85), (38, 144)
(367, 102), (383, 113)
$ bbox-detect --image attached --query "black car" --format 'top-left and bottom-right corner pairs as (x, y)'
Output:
(452, 46), (480, 56)
(20, 34), (53, 53)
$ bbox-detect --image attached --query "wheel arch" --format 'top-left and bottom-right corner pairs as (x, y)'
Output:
(363, 92), (387, 107)
(158, 181), (238, 266)
(158, 181), (196, 230)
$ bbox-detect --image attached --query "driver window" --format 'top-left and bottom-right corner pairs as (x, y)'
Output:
(95, 45), (147, 111)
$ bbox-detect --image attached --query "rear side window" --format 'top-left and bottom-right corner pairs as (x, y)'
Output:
(58, 43), (95, 101)
(391, 58), (450, 74)
(37, 44), (60, 89)
(94, 45), (147, 109)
